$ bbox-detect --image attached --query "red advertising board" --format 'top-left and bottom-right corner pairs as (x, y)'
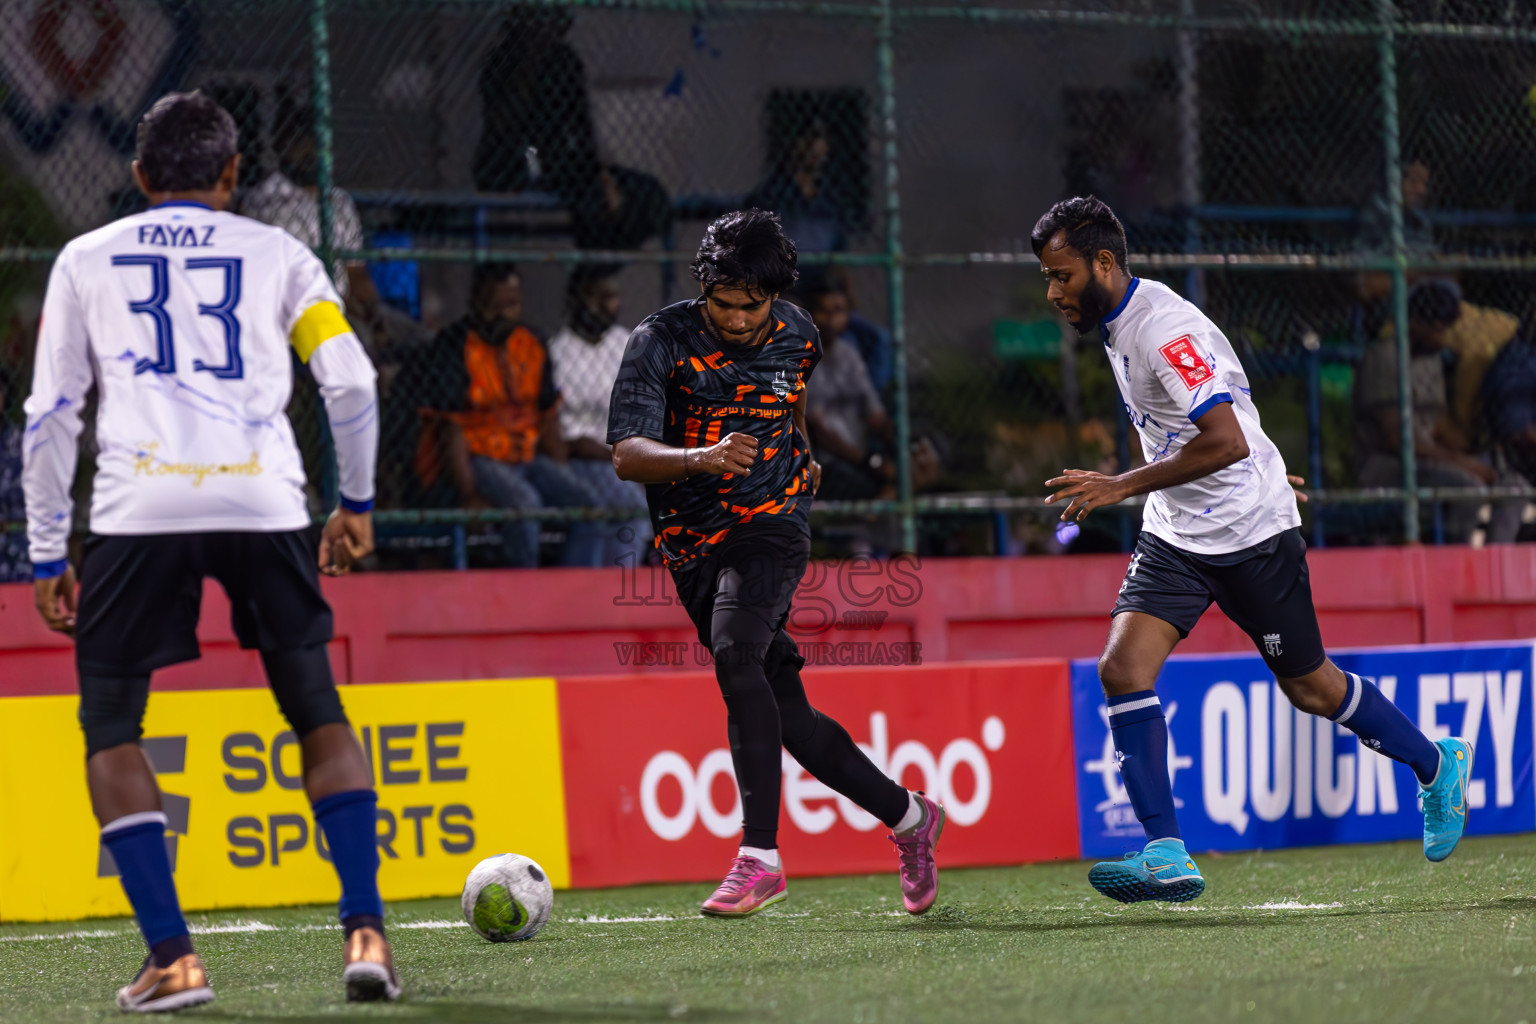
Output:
(557, 660), (1080, 888)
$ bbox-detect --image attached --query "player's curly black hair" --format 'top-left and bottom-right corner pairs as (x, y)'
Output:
(690, 209), (798, 298)
(1030, 195), (1129, 271)
(135, 90), (238, 193)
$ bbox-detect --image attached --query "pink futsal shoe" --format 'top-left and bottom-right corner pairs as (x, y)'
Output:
(889, 792), (945, 915)
(699, 855), (787, 917)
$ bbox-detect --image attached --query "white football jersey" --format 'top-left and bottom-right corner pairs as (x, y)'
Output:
(1101, 278), (1299, 554)
(24, 201), (378, 572)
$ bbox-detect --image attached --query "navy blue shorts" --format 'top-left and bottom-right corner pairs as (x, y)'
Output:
(75, 530), (334, 676)
(1111, 527), (1327, 678)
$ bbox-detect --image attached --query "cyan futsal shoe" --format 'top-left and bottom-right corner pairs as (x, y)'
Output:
(1420, 736), (1474, 863)
(1088, 837), (1206, 904)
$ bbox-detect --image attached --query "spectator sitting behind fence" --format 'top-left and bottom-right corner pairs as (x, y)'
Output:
(240, 92), (380, 327)
(410, 263), (602, 566)
(802, 277), (940, 501)
(746, 117), (853, 255)
(1482, 315), (1536, 499)
(1356, 160), (1523, 441)
(1356, 159), (1437, 342)
(546, 264), (652, 565)
(799, 267), (893, 394)
(473, 5), (669, 251)
(1356, 279), (1521, 543)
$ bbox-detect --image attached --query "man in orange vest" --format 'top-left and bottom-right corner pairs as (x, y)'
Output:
(411, 262), (600, 566)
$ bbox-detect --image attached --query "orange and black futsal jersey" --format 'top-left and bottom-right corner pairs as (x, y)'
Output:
(606, 297), (821, 566)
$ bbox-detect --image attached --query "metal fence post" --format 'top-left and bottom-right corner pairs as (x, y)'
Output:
(1376, 0), (1417, 543)
(1306, 342), (1324, 547)
(876, 0), (916, 553)
(312, 0), (335, 270)
(1177, 0), (1203, 308)
(311, 0), (340, 510)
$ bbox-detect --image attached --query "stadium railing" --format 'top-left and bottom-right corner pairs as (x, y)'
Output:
(2, 0), (1535, 572)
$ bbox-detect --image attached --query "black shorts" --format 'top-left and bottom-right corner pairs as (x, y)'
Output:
(670, 517), (810, 649)
(75, 530), (334, 676)
(1111, 527), (1327, 678)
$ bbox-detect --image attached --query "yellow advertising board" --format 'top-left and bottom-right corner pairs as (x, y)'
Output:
(0, 679), (569, 922)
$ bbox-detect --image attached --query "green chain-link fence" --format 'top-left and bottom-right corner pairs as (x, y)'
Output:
(1, 0), (1535, 572)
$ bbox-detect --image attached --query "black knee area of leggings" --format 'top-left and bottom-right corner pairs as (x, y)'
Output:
(710, 606), (777, 697)
(763, 633), (805, 680)
(712, 640), (772, 698)
(79, 674), (153, 758)
(262, 644), (349, 738)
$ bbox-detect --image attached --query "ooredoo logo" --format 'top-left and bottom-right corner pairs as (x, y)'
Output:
(638, 713), (1007, 841)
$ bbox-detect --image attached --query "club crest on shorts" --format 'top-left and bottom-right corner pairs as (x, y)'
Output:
(1159, 336), (1214, 390)
(1264, 633), (1283, 657)
(1119, 552), (1143, 594)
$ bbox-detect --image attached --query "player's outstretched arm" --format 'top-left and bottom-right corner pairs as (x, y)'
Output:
(1045, 402), (1250, 523)
(612, 434), (757, 484)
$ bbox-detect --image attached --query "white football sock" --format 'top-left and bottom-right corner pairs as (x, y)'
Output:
(894, 792), (925, 833)
(739, 846), (781, 870)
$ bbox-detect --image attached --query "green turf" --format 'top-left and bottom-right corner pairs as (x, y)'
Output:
(5, 835), (1536, 1023)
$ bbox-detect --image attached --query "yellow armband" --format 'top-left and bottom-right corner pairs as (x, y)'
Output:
(290, 301), (352, 363)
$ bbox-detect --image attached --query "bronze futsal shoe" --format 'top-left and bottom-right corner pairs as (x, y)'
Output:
(115, 953), (215, 1013)
(343, 926), (401, 1002)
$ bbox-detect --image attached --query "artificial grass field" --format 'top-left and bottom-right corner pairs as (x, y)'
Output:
(4, 835), (1536, 1023)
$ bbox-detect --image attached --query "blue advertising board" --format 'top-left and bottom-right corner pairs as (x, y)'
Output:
(1071, 642), (1535, 858)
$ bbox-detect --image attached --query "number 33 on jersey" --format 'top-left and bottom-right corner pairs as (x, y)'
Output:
(22, 201), (379, 571)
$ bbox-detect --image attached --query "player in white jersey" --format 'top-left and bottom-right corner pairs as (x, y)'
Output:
(23, 92), (400, 1009)
(1033, 197), (1472, 904)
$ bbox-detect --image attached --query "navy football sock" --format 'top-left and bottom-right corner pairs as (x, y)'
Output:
(313, 789), (385, 924)
(342, 914), (384, 939)
(1107, 690), (1181, 843)
(1331, 672), (1441, 785)
(102, 813), (190, 966)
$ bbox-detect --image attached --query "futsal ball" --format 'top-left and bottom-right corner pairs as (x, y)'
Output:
(461, 853), (554, 942)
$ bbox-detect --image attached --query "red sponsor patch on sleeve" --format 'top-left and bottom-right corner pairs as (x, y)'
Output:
(1158, 336), (1215, 390)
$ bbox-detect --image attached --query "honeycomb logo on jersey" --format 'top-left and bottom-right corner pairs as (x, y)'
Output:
(557, 662), (1080, 888)
(0, 678), (569, 922)
(1068, 643), (1536, 859)
(133, 441), (264, 487)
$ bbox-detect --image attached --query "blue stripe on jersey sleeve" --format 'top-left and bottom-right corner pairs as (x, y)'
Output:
(1189, 392), (1233, 422)
(32, 558), (70, 579)
(340, 495), (375, 513)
